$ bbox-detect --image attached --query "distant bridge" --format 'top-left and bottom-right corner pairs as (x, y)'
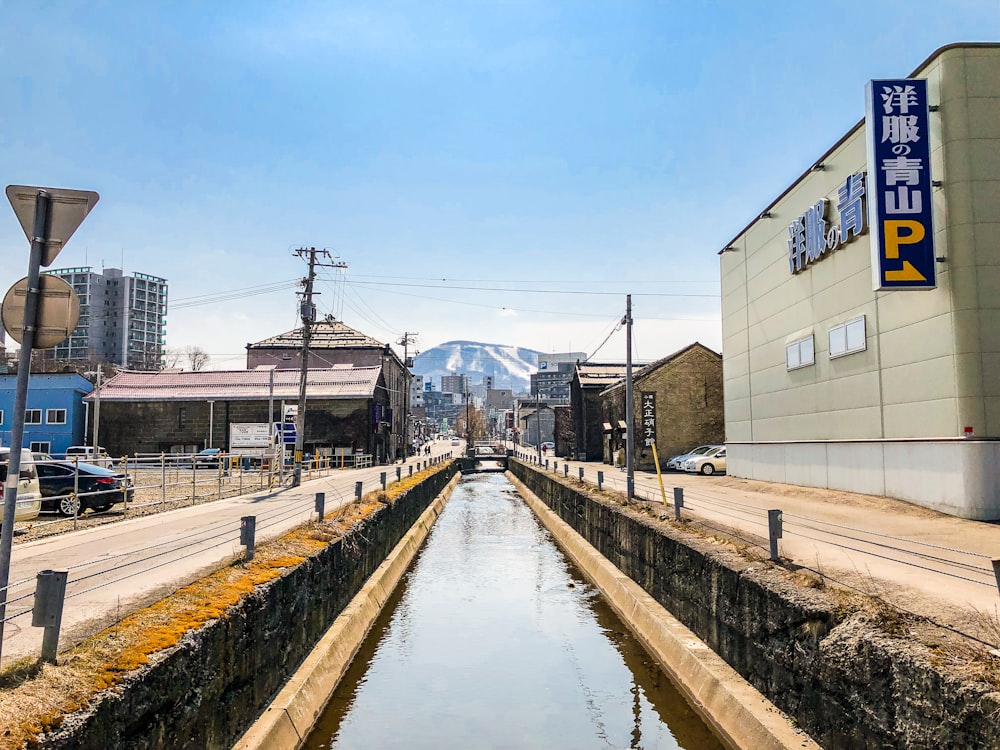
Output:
(456, 441), (509, 474)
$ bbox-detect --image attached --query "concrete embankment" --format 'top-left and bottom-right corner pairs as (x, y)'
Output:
(34, 463), (459, 750)
(233, 472), (460, 749)
(508, 460), (1000, 750)
(508, 472), (817, 750)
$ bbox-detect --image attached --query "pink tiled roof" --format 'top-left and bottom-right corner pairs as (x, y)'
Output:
(85, 366), (381, 402)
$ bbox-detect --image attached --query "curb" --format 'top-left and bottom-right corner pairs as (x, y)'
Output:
(507, 473), (819, 750)
(233, 473), (461, 750)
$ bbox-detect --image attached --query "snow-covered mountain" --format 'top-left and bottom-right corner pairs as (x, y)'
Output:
(413, 340), (542, 394)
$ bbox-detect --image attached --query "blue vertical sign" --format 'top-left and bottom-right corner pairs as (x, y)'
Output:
(865, 78), (936, 290)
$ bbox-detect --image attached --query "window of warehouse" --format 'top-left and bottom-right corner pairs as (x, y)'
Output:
(829, 316), (866, 359)
(786, 335), (815, 370)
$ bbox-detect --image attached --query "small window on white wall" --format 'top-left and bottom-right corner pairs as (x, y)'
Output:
(786, 335), (815, 370)
(829, 316), (867, 358)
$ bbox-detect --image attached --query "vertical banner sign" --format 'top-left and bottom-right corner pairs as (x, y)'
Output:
(865, 78), (936, 290)
(640, 392), (656, 447)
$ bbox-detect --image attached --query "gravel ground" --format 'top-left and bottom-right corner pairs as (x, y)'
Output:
(11, 468), (281, 544)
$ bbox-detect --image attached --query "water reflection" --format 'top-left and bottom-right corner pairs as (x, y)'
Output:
(304, 474), (723, 750)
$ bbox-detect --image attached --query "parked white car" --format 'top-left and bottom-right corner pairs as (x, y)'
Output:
(0, 448), (42, 524)
(682, 446), (727, 475)
(665, 445), (717, 471)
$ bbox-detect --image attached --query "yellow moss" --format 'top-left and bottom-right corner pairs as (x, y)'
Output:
(0, 461), (455, 750)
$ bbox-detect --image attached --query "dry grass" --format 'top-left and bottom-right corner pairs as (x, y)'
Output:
(0, 462), (450, 750)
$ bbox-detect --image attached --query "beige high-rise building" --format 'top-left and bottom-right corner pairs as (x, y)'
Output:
(719, 43), (1000, 520)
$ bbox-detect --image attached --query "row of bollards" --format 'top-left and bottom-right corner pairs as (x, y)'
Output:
(25, 453), (456, 666)
(537, 456), (787, 563)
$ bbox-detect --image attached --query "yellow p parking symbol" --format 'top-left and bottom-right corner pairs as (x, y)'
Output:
(883, 220), (927, 282)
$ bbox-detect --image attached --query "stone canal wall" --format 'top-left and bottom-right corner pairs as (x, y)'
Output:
(40, 464), (458, 750)
(508, 460), (1000, 750)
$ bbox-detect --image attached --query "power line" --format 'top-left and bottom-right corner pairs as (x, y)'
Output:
(345, 279), (720, 298)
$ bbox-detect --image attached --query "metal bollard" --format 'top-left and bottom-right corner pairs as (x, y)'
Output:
(241, 516), (257, 561)
(380, 472), (387, 490)
(554, 461), (558, 472)
(409, 465), (413, 477)
(315, 492), (325, 521)
(597, 470), (604, 491)
(33, 570), (68, 664)
(992, 559), (1000, 597)
(673, 487), (684, 521)
(578, 467), (584, 481)
(768, 509), (783, 561)
(396, 466), (402, 481)
(563, 464), (568, 477)
(545, 459), (549, 470)
(355, 481), (363, 500)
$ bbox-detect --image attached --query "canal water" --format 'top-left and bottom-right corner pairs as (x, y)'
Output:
(303, 473), (723, 750)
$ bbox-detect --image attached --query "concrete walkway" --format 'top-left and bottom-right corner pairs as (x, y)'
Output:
(1, 443), (457, 668)
(513, 446), (1000, 639)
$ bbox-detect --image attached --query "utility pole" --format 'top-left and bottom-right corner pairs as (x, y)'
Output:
(625, 294), (635, 499)
(397, 332), (417, 458)
(290, 247), (346, 486)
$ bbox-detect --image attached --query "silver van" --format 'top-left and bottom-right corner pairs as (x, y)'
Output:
(0, 448), (42, 524)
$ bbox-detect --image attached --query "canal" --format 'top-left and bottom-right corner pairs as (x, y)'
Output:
(303, 473), (724, 750)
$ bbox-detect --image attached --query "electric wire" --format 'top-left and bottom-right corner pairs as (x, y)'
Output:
(347, 279), (720, 298)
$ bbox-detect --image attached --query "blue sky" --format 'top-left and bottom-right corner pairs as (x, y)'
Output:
(1, 1), (997, 369)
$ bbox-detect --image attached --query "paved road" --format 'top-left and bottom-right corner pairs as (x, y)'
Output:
(0, 441), (459, 667)
(512, 445), (1000, 637)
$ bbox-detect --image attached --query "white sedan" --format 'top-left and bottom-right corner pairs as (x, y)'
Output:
(682, 446), (727, 475)
(666, 444), (717, 471)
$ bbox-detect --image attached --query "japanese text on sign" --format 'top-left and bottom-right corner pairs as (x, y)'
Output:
(865, 78), (936, 290)
(788, 173), (867, 275)
(640, 392), (656, 448)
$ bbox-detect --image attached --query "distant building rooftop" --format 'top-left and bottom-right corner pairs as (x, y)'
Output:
(247, 319), (387, 351)
(85, 366), (382, 402)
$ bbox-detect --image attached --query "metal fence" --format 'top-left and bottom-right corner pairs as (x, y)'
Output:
(511, 449), (1000, 612)
(1, 451), (453, 664)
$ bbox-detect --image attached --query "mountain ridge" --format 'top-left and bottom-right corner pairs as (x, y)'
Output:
(412, 340), (543, 393)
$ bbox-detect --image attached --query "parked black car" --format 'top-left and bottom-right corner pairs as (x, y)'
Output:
(195, 448), (221, 468)
(35, 461), (133, 516)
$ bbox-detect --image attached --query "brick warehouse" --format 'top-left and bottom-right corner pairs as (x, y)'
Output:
(85, 366), (395, 460)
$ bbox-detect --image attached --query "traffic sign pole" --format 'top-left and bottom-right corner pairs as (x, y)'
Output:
(0, 185), (98, 665)
(0, 189), (50, 664)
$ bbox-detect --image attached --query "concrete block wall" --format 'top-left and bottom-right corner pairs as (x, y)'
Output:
(37, 464), (459, 750)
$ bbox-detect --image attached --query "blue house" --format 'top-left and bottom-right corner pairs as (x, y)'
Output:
(0, 373), (94, 455)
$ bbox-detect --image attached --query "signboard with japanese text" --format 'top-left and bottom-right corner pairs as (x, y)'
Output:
(788, 173), (867, 275)
(640, 392), (656, 448)
(865, 78), (936, 290)
(230, 423), (271, 449)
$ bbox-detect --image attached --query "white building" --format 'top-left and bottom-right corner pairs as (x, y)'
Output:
(720, 43), (1000, 520)
(410, 375), (425, 407)
(46, 267), (167, 370)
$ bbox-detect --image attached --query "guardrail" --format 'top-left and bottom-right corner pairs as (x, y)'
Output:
(509, 449), (1000, 635)
(1, 450), (456, 665)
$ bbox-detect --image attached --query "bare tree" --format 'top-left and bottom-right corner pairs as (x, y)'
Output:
(163, 348), (182, 369)
(185, 346), (210, 371)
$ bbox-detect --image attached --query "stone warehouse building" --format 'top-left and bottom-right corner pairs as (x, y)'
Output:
(570, 362), (628, 461)
(600, 343), (724, 470)
(85, 366), (395, 461)
(246, 318), (410, 459)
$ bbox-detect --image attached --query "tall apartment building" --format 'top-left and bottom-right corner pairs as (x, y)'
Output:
(45, 267), (168, 370)
(441, 374), (469, 395)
